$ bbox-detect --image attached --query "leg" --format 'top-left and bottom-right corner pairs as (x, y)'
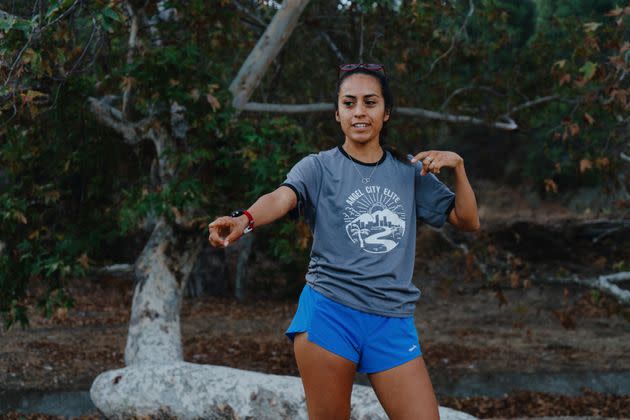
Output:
(293, 332), (357, 420)
(367, 356), (439, 420)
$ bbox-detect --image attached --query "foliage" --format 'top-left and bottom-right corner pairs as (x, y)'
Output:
(0, 0), (628, 329)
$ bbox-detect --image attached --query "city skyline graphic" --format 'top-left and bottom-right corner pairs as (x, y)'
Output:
(343, 185), (406, 254)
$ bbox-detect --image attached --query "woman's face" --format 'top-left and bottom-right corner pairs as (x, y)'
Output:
(335, 73), (390, 147)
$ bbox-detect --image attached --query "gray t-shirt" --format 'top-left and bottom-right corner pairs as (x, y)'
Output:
(281, 145), (455, 317)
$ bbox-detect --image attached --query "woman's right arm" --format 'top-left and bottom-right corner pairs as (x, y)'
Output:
(207, 185), (297, 248)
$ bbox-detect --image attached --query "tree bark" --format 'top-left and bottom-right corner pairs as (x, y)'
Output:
(125, 218), (203, 365)
(91, 362), (478, 420)
(229, 0), (311, 109)
(231, 233), (254, 301)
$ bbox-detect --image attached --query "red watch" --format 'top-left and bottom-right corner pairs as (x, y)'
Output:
(230, 209), (254, 234)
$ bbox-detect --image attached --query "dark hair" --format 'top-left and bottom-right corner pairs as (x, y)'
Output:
(334, 68), (410, 165)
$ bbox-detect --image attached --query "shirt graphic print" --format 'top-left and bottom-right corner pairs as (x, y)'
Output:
(343, 184), (405, 253)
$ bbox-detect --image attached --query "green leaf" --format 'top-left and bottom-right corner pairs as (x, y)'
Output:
(579, 61), (597, 82)
(6, 17), (34, 33)
(46, 0), (75, 21)
(0, 14), (16, 32)
(101, 7), (122, 23)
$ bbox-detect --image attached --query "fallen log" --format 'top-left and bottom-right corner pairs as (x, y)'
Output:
(91, 362), (478, 420)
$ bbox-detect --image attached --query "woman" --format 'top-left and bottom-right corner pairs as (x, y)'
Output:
(208, 64), (480, 420)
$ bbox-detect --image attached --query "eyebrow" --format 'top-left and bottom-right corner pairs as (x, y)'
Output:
(342, 94), (380, 99)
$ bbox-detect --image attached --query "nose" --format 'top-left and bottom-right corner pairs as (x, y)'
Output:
(353, 103), (366, 117)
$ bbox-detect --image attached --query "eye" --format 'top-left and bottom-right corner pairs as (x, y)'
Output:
(366, 101), (376, 105)
(343, 101), (353, 106)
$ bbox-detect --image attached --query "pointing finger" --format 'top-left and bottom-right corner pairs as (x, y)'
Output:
(411, 151), (430, 163)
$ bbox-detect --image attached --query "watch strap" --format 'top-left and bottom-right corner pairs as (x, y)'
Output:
(231, 209), (254, 233)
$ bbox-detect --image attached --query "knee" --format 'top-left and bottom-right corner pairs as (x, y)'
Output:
(307, 401), (351, 420)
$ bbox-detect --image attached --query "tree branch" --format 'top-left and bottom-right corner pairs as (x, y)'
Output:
(506, 95), (561, 115)
(319, 31), (347, 62)
(87, 96), (148, 145)
(2, 0), (81, 88)
(535, 271), (630, 306)
(90, 263), (134, 276)
(423, 0), (475, 80)
(358, 12), (364, 63)
(241, 102), (518, 130)
(440, 85), (505, 111)
(231, 0), (266, 28)
(396, 106), (517, 130)
(229, 0), (311, 110)
(122, 1), (139, 119)
(241, 101), (518, 130)
(241, 101), (332, 113)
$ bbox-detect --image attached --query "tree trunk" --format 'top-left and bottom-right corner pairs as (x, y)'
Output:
(185, 244), (229, 299)
(125, 218), (203, 365)
(233, 233), (254, 301)
(229, 0), (311, 109)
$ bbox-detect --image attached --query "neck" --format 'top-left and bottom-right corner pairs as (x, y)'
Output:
(342, 139), (383, 164)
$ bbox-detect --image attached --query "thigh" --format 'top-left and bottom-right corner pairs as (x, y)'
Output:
(368, 356), (439, 420)
(294, 332), (357, 420)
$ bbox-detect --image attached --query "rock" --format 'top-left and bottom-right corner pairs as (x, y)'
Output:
(90, 362), (477, 419)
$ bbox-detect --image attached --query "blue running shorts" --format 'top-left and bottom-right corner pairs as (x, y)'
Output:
(285, 283), (422, 374)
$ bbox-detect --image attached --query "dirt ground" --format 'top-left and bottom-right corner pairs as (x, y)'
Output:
(1, 256), (629, 418)
(1, 180), (629, 418)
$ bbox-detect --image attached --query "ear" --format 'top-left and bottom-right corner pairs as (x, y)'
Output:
(384, 110), (390, 122)
(335, 109), (340, 122)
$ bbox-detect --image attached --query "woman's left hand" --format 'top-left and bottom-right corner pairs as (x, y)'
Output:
(410, 150), (463, 176)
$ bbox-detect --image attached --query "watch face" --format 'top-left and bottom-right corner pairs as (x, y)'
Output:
(230, 210), (243, 218)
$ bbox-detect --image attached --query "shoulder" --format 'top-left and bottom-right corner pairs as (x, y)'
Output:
(317, 146), (341, 161)
(385, 150), (416, 175)
(296, 146), (341, 170)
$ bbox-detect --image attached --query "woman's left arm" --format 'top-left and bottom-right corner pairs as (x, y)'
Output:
(411, 150), (480, 232)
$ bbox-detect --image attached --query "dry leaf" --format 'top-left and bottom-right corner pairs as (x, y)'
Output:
(207, 93), (221, 112)
(395, 62), (407, 73)
(190, 88), (200, 101)
(583, 22), (602, 32)
(77, 253), (90, 269)
(593, 256), (607, 269)
(14, 211), (28, 224)
(605, 6), (623, 16)
(54, 307), (68, 321)
(495, 288), (508, 307)
(579, 159), (593, 173)
(583, 112), (595, 125)
(544, 179), (558, 193)
(552, 59), (567, 69)
(552, 309), (576, 330)
(595, 157), (609, 168)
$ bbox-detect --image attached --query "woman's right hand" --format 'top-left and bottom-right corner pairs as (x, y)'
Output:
(207, 215), (249, 248)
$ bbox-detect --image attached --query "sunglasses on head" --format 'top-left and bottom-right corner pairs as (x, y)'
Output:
(338, 63), (385, 77)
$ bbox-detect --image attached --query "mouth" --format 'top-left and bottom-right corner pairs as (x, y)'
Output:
(352, 123), (370, 129)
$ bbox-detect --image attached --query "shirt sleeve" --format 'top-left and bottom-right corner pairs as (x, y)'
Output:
(280, 154), (321, 220)
(411, 158), (456, 228)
